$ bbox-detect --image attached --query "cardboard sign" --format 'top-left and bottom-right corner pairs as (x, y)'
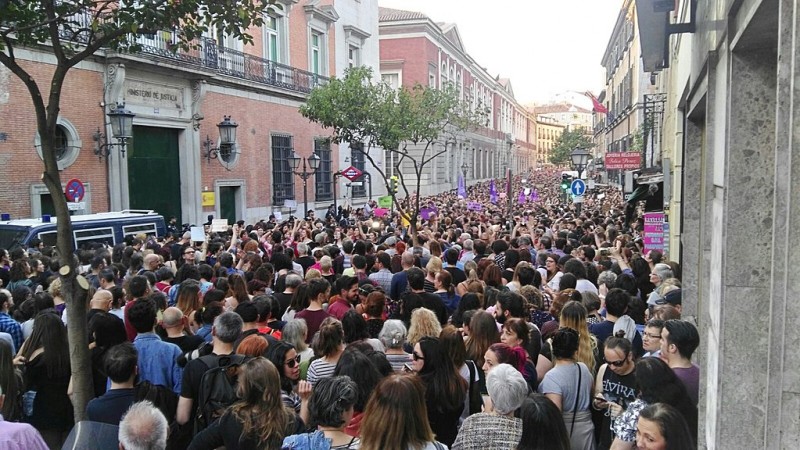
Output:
(190, 226), (205, 242)
(378, 195), (393, 208)
(273, 211), (283, 221)
(374, 208), (388, 217)
(211, 219), (229, 232)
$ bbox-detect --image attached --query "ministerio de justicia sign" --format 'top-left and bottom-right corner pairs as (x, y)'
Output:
(123, 80), (185, 110)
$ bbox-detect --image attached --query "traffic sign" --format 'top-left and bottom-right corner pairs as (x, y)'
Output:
(341, 166), (363, 182)
(65, 178), (85, 202)
(570, 179), (586, 196)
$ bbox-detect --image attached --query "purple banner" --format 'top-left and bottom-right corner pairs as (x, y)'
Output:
(420, 207), (435, 220)
(467, 201), (483, 211)
(457, 173), (466, 199)
(489, 180), (497, 204)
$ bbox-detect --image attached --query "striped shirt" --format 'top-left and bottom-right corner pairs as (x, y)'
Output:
(306, 359), (337, 386)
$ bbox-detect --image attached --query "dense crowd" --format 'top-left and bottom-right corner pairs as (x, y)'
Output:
(0, 169), (698, 450)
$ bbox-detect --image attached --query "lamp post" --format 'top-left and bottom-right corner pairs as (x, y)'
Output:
(92, 102), (136, 160)
(202, 116), (239, 163)
(289, 151), (320, 217)
(570, 147), (591, 214)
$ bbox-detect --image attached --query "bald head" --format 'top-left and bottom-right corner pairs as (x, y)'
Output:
(89, 289), (113, 311)
(143, 253), (161, 271)
(161, 307), (185, 328)
(401, 251), (415, 269)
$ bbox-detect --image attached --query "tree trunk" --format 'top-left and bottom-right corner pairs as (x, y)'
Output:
(41, 125), (92, 422)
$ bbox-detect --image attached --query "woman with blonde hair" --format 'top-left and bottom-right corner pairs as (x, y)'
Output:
(424, 256), (442, 293)
(190, 357), (300, 449)
(175, 279), (201, 318)
(559, 300), (597, 375)
(456, 260), (479, 296)
(359, 374), (447, 450)
(407, 307), (442, 347)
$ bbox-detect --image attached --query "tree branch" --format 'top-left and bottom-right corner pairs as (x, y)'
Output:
(44, 0), (67, 63)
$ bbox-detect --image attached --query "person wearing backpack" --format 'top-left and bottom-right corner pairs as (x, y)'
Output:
(176, 311), (243, 430)
(188, 357), (303, 450)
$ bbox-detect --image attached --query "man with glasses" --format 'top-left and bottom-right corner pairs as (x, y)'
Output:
(641, 319), (664, 358)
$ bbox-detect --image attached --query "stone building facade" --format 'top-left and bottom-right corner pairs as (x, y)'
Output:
(378, 7), (537, 197)
(0, 0), (382, 225)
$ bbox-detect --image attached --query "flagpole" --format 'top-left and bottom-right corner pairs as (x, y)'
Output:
(506, 169), (513, 231)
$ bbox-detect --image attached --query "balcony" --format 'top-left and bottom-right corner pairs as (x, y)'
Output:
(133, 34), (326, 94)
(57, 15), (326, 94)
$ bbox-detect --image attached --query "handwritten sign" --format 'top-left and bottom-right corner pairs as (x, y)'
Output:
(211, 219), (228, 233)
(643, 212), (665, 253)
(124, 80), (184, 110)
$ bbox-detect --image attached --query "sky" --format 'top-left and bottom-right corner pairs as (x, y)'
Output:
(377, 0), (624, 107)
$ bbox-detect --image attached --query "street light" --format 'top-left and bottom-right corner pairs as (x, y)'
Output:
(289, 151), (320, 217)
(92, 102), (136, 160)
(570, 147), (591, 179)
(202, 116), (240, 163)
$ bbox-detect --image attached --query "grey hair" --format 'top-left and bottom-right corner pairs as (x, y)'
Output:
(487, 363), (528, 415)
(463, 239), (474, 251)
(652, 263), (674, 283)
(297, 243), (309, 256)
(118, 401), (168, 450)
(309, 375), (358, 428)
(378, 319), (408, 349)
(213, 311), (243, 344)
(597, 270), (617, 289)
(285, 273), (303, 289)
(282, 318), (309, 352)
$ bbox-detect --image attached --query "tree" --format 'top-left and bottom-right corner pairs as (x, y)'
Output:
(549, 127), (595, 165)
(0, 0), (272, 421)
(300, 67), (484, 243)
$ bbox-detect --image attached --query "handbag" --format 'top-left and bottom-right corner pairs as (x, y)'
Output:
(465, 360), (483, 415)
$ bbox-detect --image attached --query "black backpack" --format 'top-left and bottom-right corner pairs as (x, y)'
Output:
(193, 354), (251, 434)
(465, 360), (484, 415)
(135, 380), (178, 421)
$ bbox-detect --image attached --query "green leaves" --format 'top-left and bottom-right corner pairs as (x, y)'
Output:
(549, 127), (595, 165)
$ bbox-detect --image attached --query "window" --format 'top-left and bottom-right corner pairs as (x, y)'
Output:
(348, 45), (360, 68)
(123, 223), (159, 238)
(271, 135), (294, 205)
(350, 144), (366, 198)
(429, 72), (436, 88)
(381, 72), (400, 90)
(265, 14), (280, 62)
(35, 118), (82, 170)
(74, 227), (115, 247)
(314, 139), (333, 201)
(310, 31), (322, 75)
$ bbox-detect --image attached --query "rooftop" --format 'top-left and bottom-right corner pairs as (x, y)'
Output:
(378, 7), (429, 22)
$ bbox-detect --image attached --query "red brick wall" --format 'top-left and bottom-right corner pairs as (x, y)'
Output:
(200, 92), (336, 214)
(0, 59), (107, 218)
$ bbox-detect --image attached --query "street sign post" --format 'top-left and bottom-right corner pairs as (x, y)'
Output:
(570, 179), (586, 197)
(341, 166), (363, 182)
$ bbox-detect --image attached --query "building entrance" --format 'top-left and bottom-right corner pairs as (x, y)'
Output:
(128, 126), (182, 222)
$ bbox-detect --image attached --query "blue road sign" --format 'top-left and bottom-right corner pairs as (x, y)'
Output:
(570, 179), (586, 196)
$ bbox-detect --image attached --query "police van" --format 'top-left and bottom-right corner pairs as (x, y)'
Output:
(0, 210), (166, 250)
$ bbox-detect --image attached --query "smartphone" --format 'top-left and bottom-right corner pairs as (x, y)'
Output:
(594, 394), (608, 407)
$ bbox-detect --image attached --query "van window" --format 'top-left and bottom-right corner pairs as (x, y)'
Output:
(38, 231), (58, 247)
(0, 228), (27, 250)
(74, 227), (115, 247)
(123, 223), (158, 238)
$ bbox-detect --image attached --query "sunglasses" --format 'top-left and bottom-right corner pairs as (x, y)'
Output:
(284, 355), (302, 368)
(412, 351), (425, 361)
(607, 355), (628, 367)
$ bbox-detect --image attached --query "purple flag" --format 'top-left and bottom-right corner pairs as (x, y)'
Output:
(489, 180), (498, 204)
(532, 189), (539, 202)
(457, 173), (466, 199)
(420, 207), (435, 220)
(518, 191), (525, 204)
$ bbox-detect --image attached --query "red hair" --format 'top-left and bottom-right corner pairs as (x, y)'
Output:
(489, 343), (527, 374)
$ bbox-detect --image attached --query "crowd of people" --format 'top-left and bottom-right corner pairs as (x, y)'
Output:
(0, 168), (699, 450)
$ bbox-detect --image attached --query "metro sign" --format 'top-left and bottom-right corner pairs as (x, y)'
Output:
(341, 166), (363, 181)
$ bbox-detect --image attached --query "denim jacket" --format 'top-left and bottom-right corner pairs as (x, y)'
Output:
(282, 430), (332, 450)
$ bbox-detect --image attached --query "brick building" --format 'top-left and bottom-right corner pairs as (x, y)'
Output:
(378, 7), (537, 197)
(0, 0), (381, 225)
